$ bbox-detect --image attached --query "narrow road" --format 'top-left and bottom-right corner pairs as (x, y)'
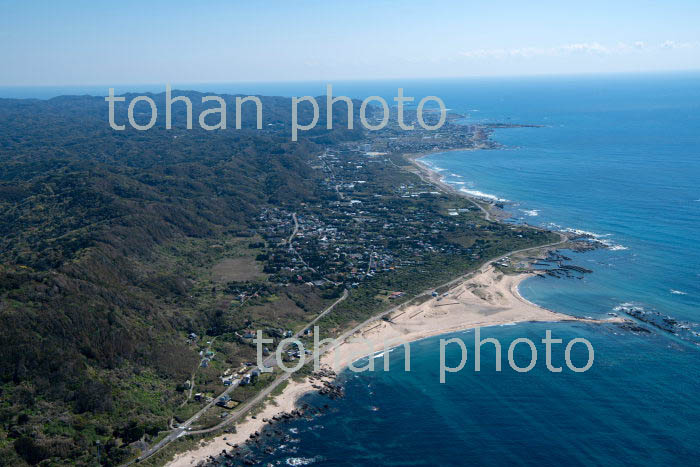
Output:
(287, 212), (299, 244)
(364, 248), (375, 278)
(130, 289), (349, 463)
(133, 379), (240, 463)
(285, 212), (318, 274)
(179, 337), (217, 409)
(191, 288), (348, 435)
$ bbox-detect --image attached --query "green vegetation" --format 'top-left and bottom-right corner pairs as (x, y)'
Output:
(0, 92), (557, 465)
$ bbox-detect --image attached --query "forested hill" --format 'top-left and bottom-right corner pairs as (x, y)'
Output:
(0, 92), (365, 464)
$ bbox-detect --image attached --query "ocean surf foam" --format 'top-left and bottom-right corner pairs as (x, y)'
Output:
(459, 188), (508, 202)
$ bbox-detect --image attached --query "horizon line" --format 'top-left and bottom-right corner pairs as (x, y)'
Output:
(2, 68), (700, 90)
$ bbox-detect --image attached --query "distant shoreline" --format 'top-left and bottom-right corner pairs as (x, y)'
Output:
(404, 148), (501, 220)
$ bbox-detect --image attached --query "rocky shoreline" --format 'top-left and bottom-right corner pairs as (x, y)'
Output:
(199, 369), (345, 466)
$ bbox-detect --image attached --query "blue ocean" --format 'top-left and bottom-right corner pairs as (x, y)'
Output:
(5, 74), (699, 465)
(240, 74), (700, 466)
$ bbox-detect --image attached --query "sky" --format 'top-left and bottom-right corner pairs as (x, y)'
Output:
(1, 0), (699, 86)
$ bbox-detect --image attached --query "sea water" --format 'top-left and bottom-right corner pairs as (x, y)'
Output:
(231, 73), (700, 466)
(7, 74), (699, 466)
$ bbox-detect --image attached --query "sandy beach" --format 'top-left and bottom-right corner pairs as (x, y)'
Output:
(165, 153), (622, 467)
(166, 264), (620, 466)
(402, 150), (513, 222)
(319, 265), (619, 371)
(166, 377), (316, 466)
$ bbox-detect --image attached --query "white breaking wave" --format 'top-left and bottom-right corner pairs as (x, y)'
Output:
(613, 302), (645, 313)
(563, 227), (628, 251)
(563, 227), (604, 237)
(671, 289), (688, 295)
(286, 457), (321, 466)
(521, 209), (540, 217)
(459, 188), (509, 202)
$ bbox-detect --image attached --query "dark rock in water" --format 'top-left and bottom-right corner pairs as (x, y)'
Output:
(618, 323), (652, 334)
(616, 305), (700, 345)
(561, 264), (593, 274)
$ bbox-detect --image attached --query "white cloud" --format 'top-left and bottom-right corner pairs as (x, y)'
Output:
(459, 40), (698, 59)
(556, 42), (610, 54)
(661, 40), (699, 49)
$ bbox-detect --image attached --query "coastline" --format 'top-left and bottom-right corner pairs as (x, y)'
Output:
(165, 150), (622, 467)
(167, 266), (621, 467)
(167, 378), (319, 467)
(318, 265), (620, 371)
(403, 149), (509, 222)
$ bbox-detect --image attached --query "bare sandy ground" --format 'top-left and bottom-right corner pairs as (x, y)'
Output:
(166, 267), (620, 466)
(319, 267), (613, 370)
(167, 378), (318, 466)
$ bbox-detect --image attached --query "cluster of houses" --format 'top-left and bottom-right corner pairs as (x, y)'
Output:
(255, 147), (485, 288)
(179, 117), (552, 424)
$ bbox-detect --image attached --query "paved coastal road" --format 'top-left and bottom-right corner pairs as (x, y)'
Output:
(147, 234), (564, 461)
(191, 235), (570, 443)
(190, 288), (348, 435)
(129, 289), (349, 464)
(132, 379), (240, 463)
